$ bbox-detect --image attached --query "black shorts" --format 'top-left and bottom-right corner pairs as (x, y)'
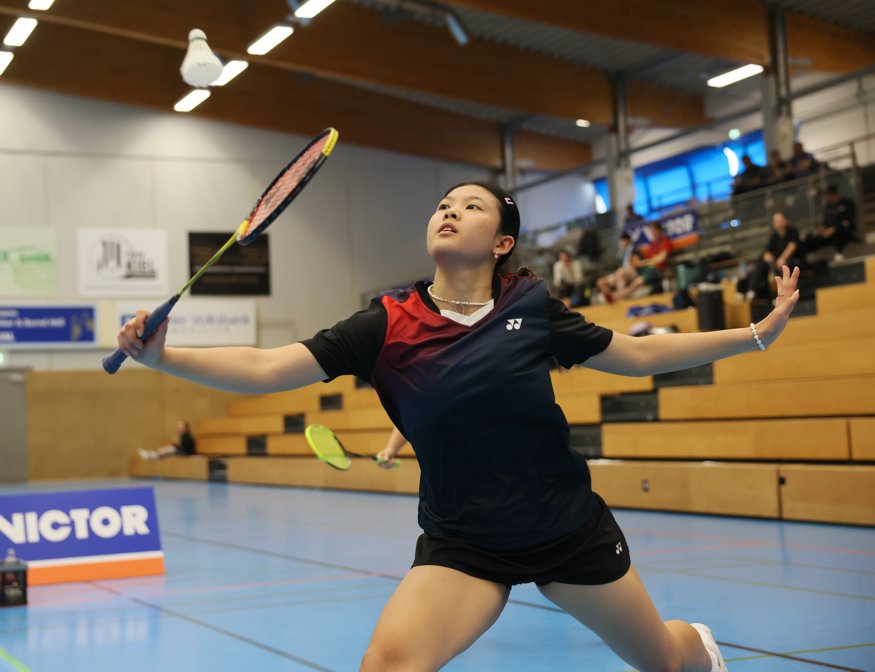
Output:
(411, 494), (630, 587)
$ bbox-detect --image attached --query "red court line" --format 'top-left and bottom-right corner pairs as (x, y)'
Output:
(122, 571), (375, 598)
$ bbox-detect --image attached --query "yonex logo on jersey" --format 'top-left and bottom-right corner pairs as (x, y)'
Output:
(506, 318), (523, 330)
(616, 542), (623, 555)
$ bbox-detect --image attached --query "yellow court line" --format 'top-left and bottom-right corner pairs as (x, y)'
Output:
(0, 649), (31, 672)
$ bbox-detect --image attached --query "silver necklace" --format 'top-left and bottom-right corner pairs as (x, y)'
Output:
(427, 284), (492, 308)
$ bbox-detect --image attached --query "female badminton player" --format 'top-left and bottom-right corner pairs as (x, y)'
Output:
(118, 182), (800, 671)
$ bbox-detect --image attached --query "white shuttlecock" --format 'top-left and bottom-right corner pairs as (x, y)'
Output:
(180, 29), (224, 88)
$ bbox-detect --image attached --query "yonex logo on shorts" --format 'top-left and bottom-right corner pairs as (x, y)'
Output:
(506, 318), (523, 330)
(616, 542), (623, 555)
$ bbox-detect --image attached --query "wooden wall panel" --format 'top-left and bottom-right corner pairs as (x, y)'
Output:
(227, 456), (419, 494)
(815, 283), (875, 314)
(713, 338), (875, 384)
(555, 392), (601, 424)
(305, 407), (394, 431)
(550, 368), (652, 396)
(659, 376), (875, 420)
(774, 308), (875, 347)
(602, 419), (849, 460)
(780, 465), (875, 526)
(129, 455), (210, 480)
(27, 370), (242, 479)
(590, 460), (780, 517)
(849, 418), (875, 462)
(227, 379), (355, 416)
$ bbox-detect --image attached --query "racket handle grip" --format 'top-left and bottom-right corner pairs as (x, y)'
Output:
(375, 457), (401, 468)
(102, 295), (180, 374)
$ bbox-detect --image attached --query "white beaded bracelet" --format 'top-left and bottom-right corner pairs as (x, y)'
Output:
(749, 323), (766, 351)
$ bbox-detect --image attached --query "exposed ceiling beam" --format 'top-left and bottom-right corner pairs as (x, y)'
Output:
(446, 0), (875, 73)
(0, 0), (706, 128)
(0, 18), (589, 170)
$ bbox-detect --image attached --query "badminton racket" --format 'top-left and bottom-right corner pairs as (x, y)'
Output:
(305, 424), (401, 471)
(103, 127), (339, 374)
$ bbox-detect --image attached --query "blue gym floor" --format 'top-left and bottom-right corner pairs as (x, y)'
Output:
(0, 479), (872, 671)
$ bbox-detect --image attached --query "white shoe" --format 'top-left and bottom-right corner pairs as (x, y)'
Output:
(691, 623), (728, 671)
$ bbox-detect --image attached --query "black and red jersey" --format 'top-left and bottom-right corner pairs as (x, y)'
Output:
(302, 274), (612, 549)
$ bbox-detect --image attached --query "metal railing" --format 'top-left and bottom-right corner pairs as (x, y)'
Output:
(514, 166), (862, 283)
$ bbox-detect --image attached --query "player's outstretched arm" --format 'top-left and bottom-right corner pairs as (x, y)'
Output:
(587, 265), (800, 377)
(117, 311), (326, 394)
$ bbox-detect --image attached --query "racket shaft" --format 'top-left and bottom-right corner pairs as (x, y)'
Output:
(102, 295), (180, 374)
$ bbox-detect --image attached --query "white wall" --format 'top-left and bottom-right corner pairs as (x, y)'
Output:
(0, 84), (495, 370)
(517, 173), (597, 231)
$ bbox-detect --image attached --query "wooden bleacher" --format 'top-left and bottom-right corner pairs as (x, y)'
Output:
(132, 256), (875, 526)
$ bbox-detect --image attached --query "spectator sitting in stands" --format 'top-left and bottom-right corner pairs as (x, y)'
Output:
(552, 248), (585, 307)
(766, 149), (790, 184)
(786, 141), (818, 179)
(732, 155), (769, 194)
(624, 204), (644, 226)
(746, 211), (802, 301)
(595, 232), (641, 303)
(138, 419), (196, 460)
(615, 222), (672, 299)
(800, 184), (857, 262)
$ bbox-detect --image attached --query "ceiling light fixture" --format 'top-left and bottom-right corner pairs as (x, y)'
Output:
(174, 89), (211, 113)
(3, 17), (38, 47)
(445, 10), (469, 46)
(212, 60), (249, 86)
(294, 0), (337, 19)
(247, 25), (293, 55)
(27, 0), (55, 9)
(0, 51), (13, 76)
(575, 119), (591, 128)
(707, 64), (764, 88)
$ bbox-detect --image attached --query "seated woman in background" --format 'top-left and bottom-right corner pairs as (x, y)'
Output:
(552, 248), (585, 307)
(138, 419), (196, 460)
(596, 233), (640, 303)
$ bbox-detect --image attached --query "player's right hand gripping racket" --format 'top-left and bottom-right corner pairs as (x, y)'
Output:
(305, 424), (401, 471)
(103, 127), (339, 374)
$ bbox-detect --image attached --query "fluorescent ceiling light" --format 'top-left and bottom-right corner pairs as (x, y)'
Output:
(0, 51), (12, 76)
(723, 147), (740, 177)
(28, 0), (55, 9)
(707, 64), (764, 88)
(294, 0), (337, 19)
(212, 60), (248, 86)
(575, 119), (591, 128)
(247, 25), (293, 55)
(4, 18), (38, 47)
(174, 89), (211, 113)
(445, 11), (469, 46)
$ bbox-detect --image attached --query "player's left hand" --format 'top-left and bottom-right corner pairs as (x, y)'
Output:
(755, 265), (800, 348)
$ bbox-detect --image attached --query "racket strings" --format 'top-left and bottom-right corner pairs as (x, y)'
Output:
(248, 139), (330, 231)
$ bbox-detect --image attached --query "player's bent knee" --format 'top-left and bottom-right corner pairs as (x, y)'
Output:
(637, 655), (684, 672)
(360, 640), (430, 672)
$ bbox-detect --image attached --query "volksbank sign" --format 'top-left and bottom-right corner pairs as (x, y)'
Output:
(0, 488), (165, 585)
